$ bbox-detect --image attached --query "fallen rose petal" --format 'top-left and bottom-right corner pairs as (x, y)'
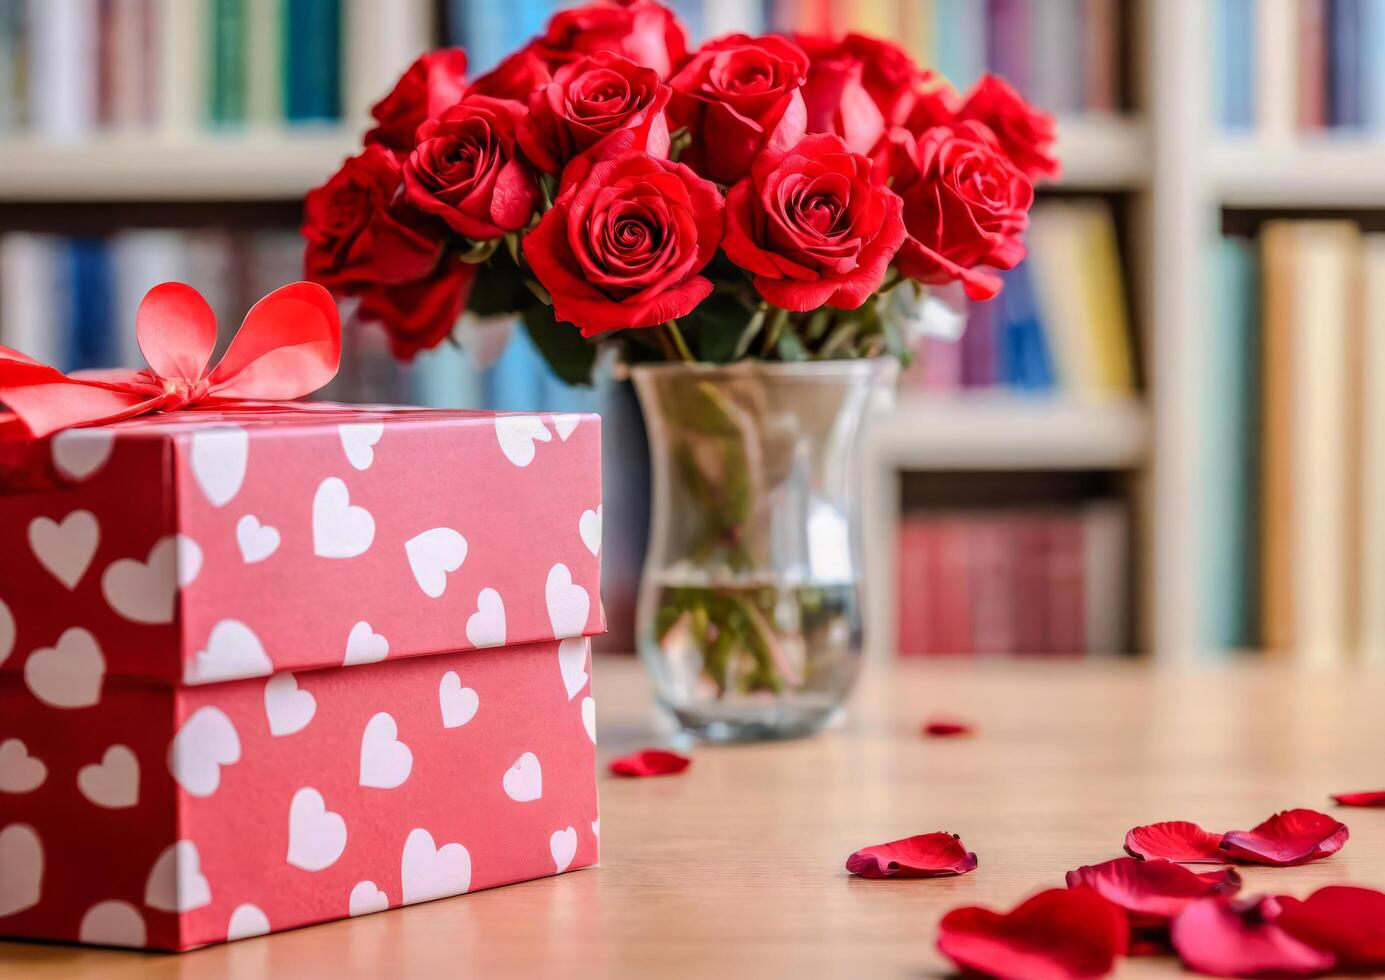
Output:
(1275, 885), (1385, 972)
(1064, 857), (1242, 928)
(1127, 931), (1173, 957)
(922, 717), (973, 737)
(937, 887), (1128, 980)
(1331, 790), (1385, 808)
(1170, 896), (1335, 978)
(1124, 820), (1227, 863)
(1219, 809), (1348, 866)
(608, 749), (690, 778)
(845, 832), (978, 879)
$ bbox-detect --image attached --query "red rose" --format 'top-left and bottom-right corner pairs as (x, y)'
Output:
(891, 121), (1033, 301)
(364, 48), (468, 153)
(522, 151), (724, 336)
(403, 96), (540, 241)
(667, 34), (808, 185)
(519, 52), (671, 175)
(794, 33), (929, 153)
(722, 133), (906, 311)
(535, 0), (689, 79)
(357, 255), (477, 360)
(468, 46), (553, 103)
(302, 145), (443, 292)
(957, 75), (1060, 182)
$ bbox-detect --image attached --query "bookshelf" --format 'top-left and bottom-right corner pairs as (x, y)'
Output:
(1211, 139), (1385, 207)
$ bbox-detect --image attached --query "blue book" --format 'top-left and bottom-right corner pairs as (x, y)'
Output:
(282, 0), (340, 122)
(1216, 0), (1256, 130)
(997, 263), (1054, 392)
(1199, 237), (1259, 652)
(1364, 0), (1385, 126)
(65, 238), (115, 371)
(934, 0), (987, 92)
(1329, 0), (1365, 127)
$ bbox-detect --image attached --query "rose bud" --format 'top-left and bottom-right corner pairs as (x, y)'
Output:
(533, 0), (690, 80)
(793, 33), (931, 154)
(364, 48), (469, 153)
(403, 96), (541, 242)
(519, 52), (671, 175)
(667, 34), (808, 185)
(522, 151), (724, 337)
(722, 133), (906, 312)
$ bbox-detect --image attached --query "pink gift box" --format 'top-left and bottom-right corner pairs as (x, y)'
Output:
(0, 406), (603, 950)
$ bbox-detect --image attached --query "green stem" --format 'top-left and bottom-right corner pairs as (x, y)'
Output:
(760, 306), (791, 357)
(664, 320), (696, 363)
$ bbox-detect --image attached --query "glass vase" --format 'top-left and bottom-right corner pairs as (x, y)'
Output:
(631, 359), (896, 741)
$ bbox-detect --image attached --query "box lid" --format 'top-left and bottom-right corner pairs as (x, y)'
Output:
(0, 405), (604, 689)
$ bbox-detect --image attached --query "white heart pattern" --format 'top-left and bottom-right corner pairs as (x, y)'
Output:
(494, 414), (552, 467)
(339, 421), (384, 471)
(0, 824), (42, 917)
(52, 428), (115, 481)
(226, 903), (271, 941)
(558, 637), (589, 700)
(344, 621), (389, 666)
(264, 673), (316, 736)
(405, 527), (468, 599)
(77, 745), (139, 809)
(581, 696), (596, 744)
(400, 828), (471, 905)
(235, 515), (281, 564)
(465, 588), (506, 648)
(312, 477), (376, 559)
(51, 431), (114, 484)
(550, 826), (578, 874)
(348, 880), (389, 917)
(359, 712), (413, 790)
(579, 506), (602, 556)
(189, 425), (249, 507)
(551, 413), (580, 441)
(168, 706), (241, 798)
(438, 672), (479, 729)
(502, 752), (542, 803)
(287, 787), (348, 871)
(28, 510), (99, 589)
(0, 598), (13, 666)
(546, 563), (591, 639)
(78, 900), (146, 947)
(144, 840), (211, 913)
(186, 619), (272, 685)
(24, 627), (104, 709)
(101, 535), (201, 625)
(0, 739), (45, 794)
(592, 819), (600, 838)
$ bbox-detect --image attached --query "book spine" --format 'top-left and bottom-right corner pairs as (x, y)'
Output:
(282, 0), (341, 123)
(1256, 0), (1297, 138)
(1217, 0), (1256, 130)
(28, 0), (97, 141)
(0, 233), (62, 365)
(245, 0), (280, 126)
(1080, 0), (1118, 113)
(157, 0), (203, 134)
(1046, 514), (1085, 655)
(66, 237), (116, 371)
(1083, 501), (1129, 655)
(344, 0), (430, 128)
(1360, 236), (1385, 664)
(210, 0), (249, 125)
(934, 0), (985, 92)
(1329, 0), (1364, 127)
(1298, 0), (1328, 129)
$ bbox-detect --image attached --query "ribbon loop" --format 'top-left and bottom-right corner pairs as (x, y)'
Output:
(0, 281), (341, 440)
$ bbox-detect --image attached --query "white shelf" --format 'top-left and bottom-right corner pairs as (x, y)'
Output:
(1212, 137), (1385, 207)
(866, 395), (1149, 471)
(1051, 115), (1151, 190)
(0, 130), (360, 201)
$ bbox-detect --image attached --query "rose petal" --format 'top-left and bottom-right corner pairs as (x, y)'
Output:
(937, 887), (1129, 980)
(608, 749), (690, 778)
(1170, 896), (1336, 978)
(1064, 857), (1242, 928)
(1219, 809), (1349, 867)
(1331, 790), (1385, 808)
(1275, 886), (1385, 971)
(845, 832), (977, 879)
(1124, 820), (1228, 864)
(922, 717), (973, 737)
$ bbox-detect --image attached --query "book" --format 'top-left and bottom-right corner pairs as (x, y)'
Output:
(934, 0), (985, 92)
(1080, 0), (1118, 113)
(1360, 236), (1385, 664)
(156, 0), (203, 133)
(1201, 237), (1259, 652)
(968, 516), (1015, 656)
(0, 0), (24, 132)
(210, 0), (249, 125)
(1025, 205), (1096, 394)
(1256, 0), (1298, 139)
(1083, 501), (1129, 654)
(0, 233), (62, 366)
(1366, 0), (1385, 127)
(1298, 0), (1328, 129)
(704, 0), (763, 37)
(1045, 514), (1085, 655)
(1217, 0), (1256, 129)
(27, 0), (96, 141)
(1259, 223), (1297, 653)
(244, 0), (281, 126)
(344, 0), (431, 127)
(1073, 201), (1135, 394)
(1328, 0), (1364, 127)
(996, 260), (1055, 392)
(986, 0), (1030, 98)
(65, 237), (115, 370)
(283, 0), (341, 123)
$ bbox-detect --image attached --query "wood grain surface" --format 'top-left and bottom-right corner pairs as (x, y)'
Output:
(3, 655), (1384, 978)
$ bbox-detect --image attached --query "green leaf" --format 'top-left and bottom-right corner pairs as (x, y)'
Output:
(466, 249), (528, 317)
(458, 238), (500, 264)
(679, 293), (751, 363)
(522, 303), (597, 386)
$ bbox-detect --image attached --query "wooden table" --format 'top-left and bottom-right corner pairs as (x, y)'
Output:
(4, 656), (1384, 978)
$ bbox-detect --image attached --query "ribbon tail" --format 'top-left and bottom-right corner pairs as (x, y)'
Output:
(0, 350), (162, 439)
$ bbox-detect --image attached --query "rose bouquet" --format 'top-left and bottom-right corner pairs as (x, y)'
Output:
(302, 0), (1057, 732)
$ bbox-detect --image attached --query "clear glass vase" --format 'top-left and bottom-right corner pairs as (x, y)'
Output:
(632, 359), (897, 741)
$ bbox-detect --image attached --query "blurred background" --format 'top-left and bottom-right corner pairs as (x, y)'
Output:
(0, 0), (1380, 667)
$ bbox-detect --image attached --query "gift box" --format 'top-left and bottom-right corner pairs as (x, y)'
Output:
(0, 403), (605, 950)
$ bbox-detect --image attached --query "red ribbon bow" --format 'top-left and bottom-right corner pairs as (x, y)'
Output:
(0, 281), (340, 440)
